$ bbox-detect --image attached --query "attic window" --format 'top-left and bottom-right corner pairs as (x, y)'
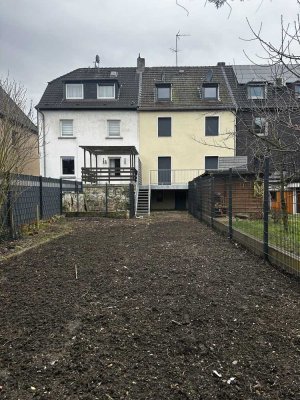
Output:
(66, 84), (83, 99)
(202, 83), (219, 100)
(110, 71), (118, 78)
(248, 85), (265, 100)
(156, 84), (171, 101)
(97, 83), (115, 99)
(295, 84), (300, 99)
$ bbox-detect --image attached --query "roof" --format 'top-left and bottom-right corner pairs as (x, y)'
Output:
(80, 145), (138, 156)
(0, 86), (37, 133)
(36, 67), (140, 110)
(232, 64), (300, 84)
(139, 66), (236, 110)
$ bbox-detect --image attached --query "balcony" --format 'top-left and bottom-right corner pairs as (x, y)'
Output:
(82, 167), (137, 184)
(149, 169), (202, 188)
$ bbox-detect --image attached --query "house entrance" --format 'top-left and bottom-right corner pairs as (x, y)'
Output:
(158, 157), (171, 185)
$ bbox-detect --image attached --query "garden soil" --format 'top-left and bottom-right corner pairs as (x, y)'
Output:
(0, 212), (299, 399)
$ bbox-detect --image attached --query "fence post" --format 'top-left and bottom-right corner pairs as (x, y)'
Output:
(105, 182), (108, 216)
(75, 180), (79, 212)
(263, 157), (270, 261)
(39, 175), (44, 220)
(199, 179), (203, 221)
(7, 189), (15, 239)
(210, 176), (215, 228)
(228, 168), (233, 240)
(59, 178), (63, 215)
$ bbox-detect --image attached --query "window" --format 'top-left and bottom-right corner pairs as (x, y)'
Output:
(66, 84), (83, 99)
(157, 84), (171, 101)
(203, 84), (218, 100)
(205, 156), (219, 170)
(205, 116), (219, 136)
(158, 117), (171, 137)
(60, 120), (73, 137)
(61, 157), (75, 175)
(253, 117), (267, 136)
(295, 84), (300, 99)
(107, 120), (120, 137)
(98, 84), (115, 99)
(248, 85), (265, 100)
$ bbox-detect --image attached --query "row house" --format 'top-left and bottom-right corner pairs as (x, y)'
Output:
(36, 57), (251, 214)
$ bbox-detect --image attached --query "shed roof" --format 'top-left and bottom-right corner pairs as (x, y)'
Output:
(80, 145), (138, 156)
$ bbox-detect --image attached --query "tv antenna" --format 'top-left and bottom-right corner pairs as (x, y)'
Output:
(170, 30), (190, 67)
(94, 55), (100, 68)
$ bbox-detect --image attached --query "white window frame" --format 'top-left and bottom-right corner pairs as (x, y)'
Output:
(203, 84), (219, 100)
(97, 84), (115, 99)
(157, 116), (172, 137)
(205, 156), (219, 170)
(60, 119), (74, 137)
(204, 115), (220, 136)
(107, 119), (121, 137)
(66, 84), (83, 99)
(253, 116), (268, 136)
(248, 85), (265, 100)
(61, 156), (75, 176)
(156, 85), (172, 101)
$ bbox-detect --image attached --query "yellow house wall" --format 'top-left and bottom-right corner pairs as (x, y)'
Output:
(139, 111), (235, 185)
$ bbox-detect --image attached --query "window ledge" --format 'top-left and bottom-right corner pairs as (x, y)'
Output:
(105, 136), (123, 139)
(60, 175), (76, 179)
(58, 136), (77, 139)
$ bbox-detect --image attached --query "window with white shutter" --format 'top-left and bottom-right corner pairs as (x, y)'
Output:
(60, 120), (73, 137)
(107, 120), (120, 137)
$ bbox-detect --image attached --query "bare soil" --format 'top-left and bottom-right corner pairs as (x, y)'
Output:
(0, 212), (299, 400)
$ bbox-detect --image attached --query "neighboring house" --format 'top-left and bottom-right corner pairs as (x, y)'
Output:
(138, 63), (243, 212)
(36, 61), (142, 182)
(0, 86), (39, 176)
(230, 65), (300, 214)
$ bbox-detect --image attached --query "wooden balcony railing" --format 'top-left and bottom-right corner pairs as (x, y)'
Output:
(82, 167), (137, 184)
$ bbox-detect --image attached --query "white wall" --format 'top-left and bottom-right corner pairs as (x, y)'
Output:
(39, 110), (139, 180)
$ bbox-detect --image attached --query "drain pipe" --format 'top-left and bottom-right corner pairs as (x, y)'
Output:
(37, 109), (46, 177)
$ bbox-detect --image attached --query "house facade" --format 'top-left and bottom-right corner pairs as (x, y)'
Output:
(0, 86), (39, 176)
(36, 65), (141, 182)
(138, 65), (241, 211)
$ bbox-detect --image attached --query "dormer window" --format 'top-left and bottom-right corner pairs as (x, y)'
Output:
(295, 84), (300, 99)
(248, 85), (265, 100)
(202, 83), (219, 100)
(97, 83), (115, 99)
(253, 116), (268, 136)
(66, 84), (83, 99)
(156, 84), (171, 101)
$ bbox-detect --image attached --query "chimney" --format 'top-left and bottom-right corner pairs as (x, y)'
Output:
(217, 62), (226, 66)
(137, 54), (145, 72)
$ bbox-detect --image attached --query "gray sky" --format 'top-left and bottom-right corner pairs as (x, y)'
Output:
(0, 0), (298, 109)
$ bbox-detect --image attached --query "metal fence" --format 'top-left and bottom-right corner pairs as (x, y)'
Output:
(0, 174), (82, 240)
(188, 161), (300, 277)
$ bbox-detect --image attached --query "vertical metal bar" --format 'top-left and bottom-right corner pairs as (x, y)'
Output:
(263, 157), (270, 261)
(84, 149), (86, 168)
(210, 176), (215, 228)
(105, 182), (108, 216)
(199, 178), (202, 221)
(59, 178), (63, 215)
(39, 175), (44, 220)
(75, 180), (79, 212)
(228, 168), (233, 240)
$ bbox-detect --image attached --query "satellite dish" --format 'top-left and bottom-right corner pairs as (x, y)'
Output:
(205, 69), (213, 82)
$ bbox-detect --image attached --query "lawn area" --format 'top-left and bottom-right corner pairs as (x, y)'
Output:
(234, 215), (300, 255)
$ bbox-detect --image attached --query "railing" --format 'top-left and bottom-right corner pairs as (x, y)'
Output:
(82, 167), (137, 184)
(150, 169), (202, 185)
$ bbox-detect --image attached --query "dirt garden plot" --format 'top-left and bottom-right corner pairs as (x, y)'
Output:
(0, 212), (299, 400)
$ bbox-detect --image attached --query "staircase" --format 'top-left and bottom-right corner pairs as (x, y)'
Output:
(136, 187), (150, 217)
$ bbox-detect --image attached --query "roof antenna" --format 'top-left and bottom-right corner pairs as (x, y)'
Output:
(170, 30), (190, 67)
(94, 55), (100, 68)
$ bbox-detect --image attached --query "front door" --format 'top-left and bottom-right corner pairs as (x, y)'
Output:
(109, 158), (121, 176)
(158, 157), (171, 185)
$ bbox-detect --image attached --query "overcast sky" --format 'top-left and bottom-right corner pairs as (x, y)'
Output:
(0, 0), (298, 109)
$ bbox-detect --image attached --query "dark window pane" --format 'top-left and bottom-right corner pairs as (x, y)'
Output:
(203, 84), (218, 99)
(248, 86), (264, 99)
(62, 157), (75, 175)
(205, 156), (218, 170)
(205, 117), (219, 136)
(158, 117), (171, 136)
(157, 85), (171, 100)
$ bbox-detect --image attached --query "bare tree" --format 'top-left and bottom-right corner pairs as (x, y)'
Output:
(0, 77), (39, 236)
